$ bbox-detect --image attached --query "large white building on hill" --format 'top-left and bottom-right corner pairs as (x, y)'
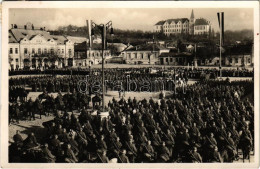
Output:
(154, 9), (211, 36)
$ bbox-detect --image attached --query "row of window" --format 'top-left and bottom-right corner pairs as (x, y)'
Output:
(23, 48), (72, 55)
(127, 53), (151, 60)
(88, 52), (110, 57)
(163, 24), (188, 29)
(164, 28), (189, 33)
(194, 31), (208, 35)
(165, 57), (184, 63)
(9, 48), (19, 54)
(228, 58), (251, 64)
(195, 26), (206, 30)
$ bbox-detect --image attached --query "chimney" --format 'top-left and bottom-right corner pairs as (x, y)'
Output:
(24, 25), (27, 29)
(11, 24), (13, 29)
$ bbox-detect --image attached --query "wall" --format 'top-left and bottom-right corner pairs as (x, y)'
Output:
(123, 50), (159, 64)
(9, 43), (20, 69)
(194, 25), (210, 35)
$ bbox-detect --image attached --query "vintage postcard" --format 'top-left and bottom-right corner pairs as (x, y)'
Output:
(1, 1), (259, 168)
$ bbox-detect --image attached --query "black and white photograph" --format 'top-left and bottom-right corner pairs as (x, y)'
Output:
(1, 1), (259, 168)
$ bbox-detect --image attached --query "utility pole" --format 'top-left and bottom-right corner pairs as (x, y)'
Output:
(91, 20), (113, 112)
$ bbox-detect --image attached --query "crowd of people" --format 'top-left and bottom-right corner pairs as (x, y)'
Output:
(8, 67), (253, 98)
(9, 79), (254, 163)
(9, 67), (253, 77)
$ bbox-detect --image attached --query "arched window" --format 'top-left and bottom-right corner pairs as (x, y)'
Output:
(38, 48), (41, 54)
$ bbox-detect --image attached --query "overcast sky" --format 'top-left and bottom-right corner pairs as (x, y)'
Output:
(9, 8), (253, 32)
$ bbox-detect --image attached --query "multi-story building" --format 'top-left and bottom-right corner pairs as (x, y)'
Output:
(194, 18), (211, 35)
(9, 23), (75, 69)
(74, 42), (111, 66)
(154, 9), (211, 36)
(154, 18), (189, 36)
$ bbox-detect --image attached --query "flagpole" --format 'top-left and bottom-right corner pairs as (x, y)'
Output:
(219, 13), (222, 78)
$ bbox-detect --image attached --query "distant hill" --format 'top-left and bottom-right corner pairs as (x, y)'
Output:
(47, 25), (253, 46)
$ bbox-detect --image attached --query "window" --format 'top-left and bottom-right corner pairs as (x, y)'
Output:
(15, 48), (18, 54)
(170, 58), (173, 62)
(128, 53), (131, 59)
(44, 48), (47, 54)
(58, 49), (60, 53)
(229, 58), (232, 63)
(10, 48), (13, 54)
(38, 48), (41, 54)
(61, 49), (64, 54)
(235, 58), (238, 63)
(92, 53), (95, 57)
(248, 58), (251, 63)
(166, 58), (168, 62)
(135, 53), (137, 59)
(68, 49), (72, 56)
(50, 48), (54, 54)
(97, 52), (99, 57)
(24, 48), (28, 54)
(32, 48), (35, 54)
(16, 59), (18, 62)
(140, 53), (143, 59)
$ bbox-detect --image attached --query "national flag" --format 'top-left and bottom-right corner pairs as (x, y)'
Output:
(86, 20), (92, 48)
(217, 12), (224, 45)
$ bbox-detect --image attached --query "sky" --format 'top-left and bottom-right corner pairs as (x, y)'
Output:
(9, 8), (253, 32)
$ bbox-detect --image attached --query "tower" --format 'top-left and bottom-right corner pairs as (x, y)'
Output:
(189, 9), (195, 35)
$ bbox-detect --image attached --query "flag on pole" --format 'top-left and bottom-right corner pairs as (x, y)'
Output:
(86, 20), (92, 48)
(217, 12), (224, 45)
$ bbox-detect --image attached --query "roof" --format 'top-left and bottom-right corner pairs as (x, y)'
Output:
(125, 44), (167, 52)
(75, 41), (106, 51)
(10, 28), (53, 42)
(195, 18), (209, 26)
(190, 9), (194, 19)
(9, 31), (18, 43)
(107, 43), (127, 48)
(52, 35), (68, 45)
(66, 36), (88, 44)
(155, 18), (189, 25)
(166, 18), (189, 24)
(159, 52), (192, 58)
(155, 21), (166, 25)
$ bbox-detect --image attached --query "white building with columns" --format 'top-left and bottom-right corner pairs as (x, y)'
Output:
(9, 23), (75, 69)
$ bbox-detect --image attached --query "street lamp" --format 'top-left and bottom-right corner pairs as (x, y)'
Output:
(91, 20), (114, 112)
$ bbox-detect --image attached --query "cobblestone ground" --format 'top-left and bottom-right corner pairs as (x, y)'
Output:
(9, 91), (172, 143)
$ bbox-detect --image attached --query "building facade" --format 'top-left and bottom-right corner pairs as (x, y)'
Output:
(74, 42), (111, 66)
(122, 44), (170, 65)
(154, 18), (190, 36)
(194, 18), (211, 35)
(159, 52), (192, 65)
(9, 23), (75, 69)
